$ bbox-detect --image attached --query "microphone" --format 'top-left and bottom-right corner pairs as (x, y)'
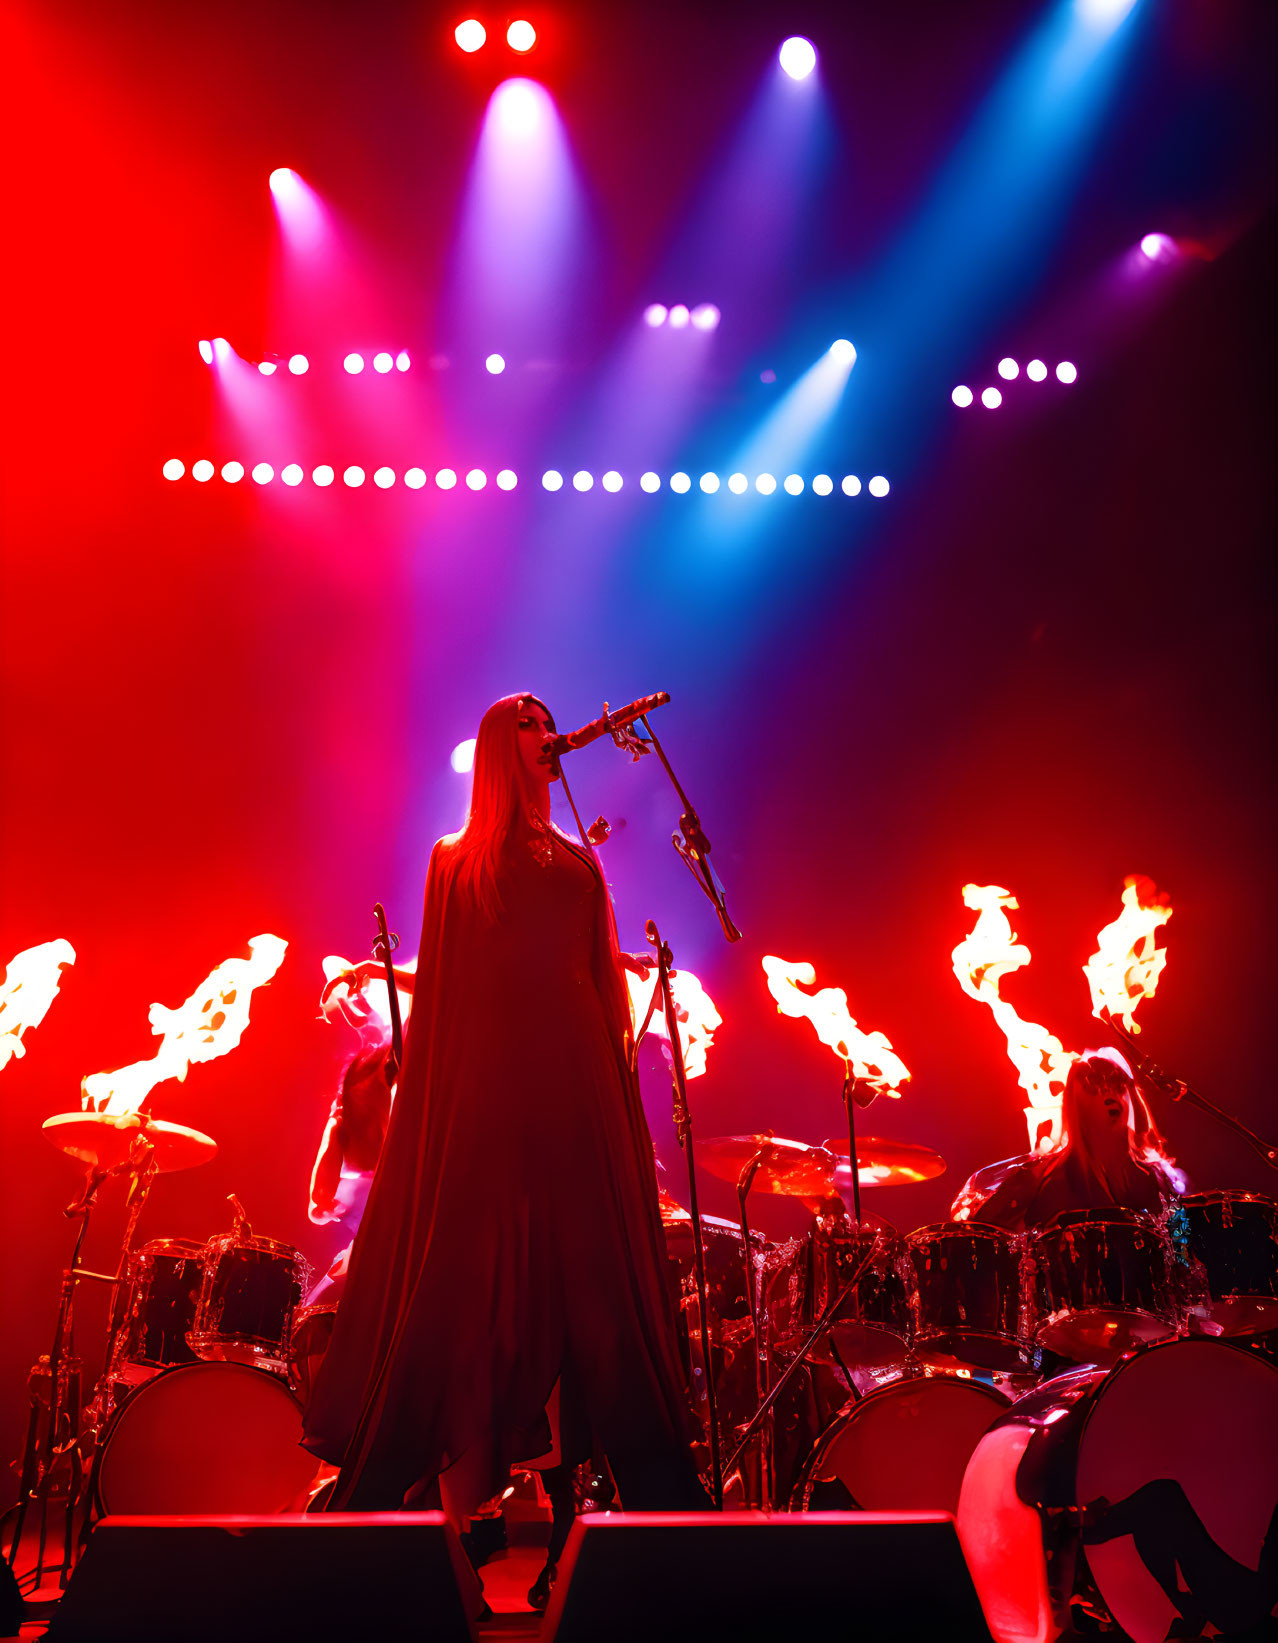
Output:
(544, 692), (670, 758)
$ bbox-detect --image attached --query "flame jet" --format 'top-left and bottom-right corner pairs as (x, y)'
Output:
(762, 955), (909, 1099)
(0, 939), (76, 1071)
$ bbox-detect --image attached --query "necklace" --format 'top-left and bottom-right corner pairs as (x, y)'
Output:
(528, 812), (554, 867)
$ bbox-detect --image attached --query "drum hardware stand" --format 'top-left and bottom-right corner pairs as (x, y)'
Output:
(735, 1143), (775, 1510)
(371, 903), (404, 1084)
(1102, 1015), (1278, 1171)
(647, 919), (725, 1510)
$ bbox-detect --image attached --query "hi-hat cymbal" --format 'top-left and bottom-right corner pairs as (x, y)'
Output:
(823, 1136), (947, 1188)
(42, 1112), (218, 1174)
(700, 1134), (838, 1198)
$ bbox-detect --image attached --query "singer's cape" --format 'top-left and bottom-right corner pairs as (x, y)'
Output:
(303, 829), (694, 1505)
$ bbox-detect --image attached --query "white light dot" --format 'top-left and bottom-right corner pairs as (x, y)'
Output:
(1140, 232), (1172, 261)
(783, 473), (804, 495)
(374, 466), (396, 489)
(162, 458), (185, 481)
(727, 473), (747, 494)
(198, 340), (214, 364)
(1056, 361), (1078, 384)
(268, 168), (293, 194)
(282, 463), (304, 486)
(829, 338), (857, 366)
(212, 338), (231, 363)
(451, 738), (477, 774)
(252, 462), (274, 484)
(668, 304), (690, 329)
(405, 467), (427, 489)
(639, 472), (660, 493)
(485, 353), (506, 375)
(192, 459), (214, 483)
(496, 469), (518, 490)
(542, 470), (564, 491)
(395, 350), (411, 372)
(643, 304), (668, 328)
(755, 473), (776, 495)
(343, 465), (366, 487)
(507, 19), (536, 51)
(602, 470), (623, 492)
(572, 470), (594, 492)
(436, 468), (458, 490)
(455, 19), (485, 51)
(700, 472), (720, 493)
(779, 36), (817, 80)
(221, 461), (245, 483)
(998, 357), (1019, 380)
(1027, 359), (1048, 382)
(288, 354), (309, 375)
(981, 387), (1003, 408)
(670, 472), (691, 493)
(344, 353), (365, 375)
(868, 475), (890, 497)
(813, 474), (833, 496)
(373, 352), (393, 374)
(257, 361), (277, 376)
(841, 475), (861, 496)
(952, 385), (974, 407)
(691, 303), (721, 331)
(466, 468), (487, 490)
(312, 465), (335, 487)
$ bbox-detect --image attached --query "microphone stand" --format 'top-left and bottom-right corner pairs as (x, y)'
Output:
(735, 1146), (773, 1509)
(372, 903), (404, 1084)
(1101, 1015), (1278, 1171)
(636, 715), (741, 944)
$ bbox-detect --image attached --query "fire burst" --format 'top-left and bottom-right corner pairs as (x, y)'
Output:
(761, 956), (909, 1098)
(1083, 874), (1171, 1031)
(0, 939), (76, 1072)
(628, 967), (721, 1080)
(81, 934), (288, 1115)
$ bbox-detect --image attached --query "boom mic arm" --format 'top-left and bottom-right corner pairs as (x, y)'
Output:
(544, 692), (670, 758)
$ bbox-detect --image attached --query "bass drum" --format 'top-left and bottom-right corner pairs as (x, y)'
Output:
(95, 1361), (320, 1516)
(790, 1369), (1012, 1515)
(958, 1338), (1278, 1643)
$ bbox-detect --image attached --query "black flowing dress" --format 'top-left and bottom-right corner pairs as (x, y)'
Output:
(302, 829), (696, 1508)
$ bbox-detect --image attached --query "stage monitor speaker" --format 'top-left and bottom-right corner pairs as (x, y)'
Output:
(46, 1512), (477, 1643)
(542, 1510), (994, 1643)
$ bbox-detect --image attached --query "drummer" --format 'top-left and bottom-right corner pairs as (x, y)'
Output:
(952, 1050), (1183, 1234)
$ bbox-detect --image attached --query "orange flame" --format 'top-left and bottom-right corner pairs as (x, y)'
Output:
(761, 956), (909, 1097)
(628, 967), (721, 1080)
(320, 953), (416, 1038)
(81, 934), (287, 1115)
(0, 939), (76, 1072)
(951, 886), (1075, 1150)
(1083, 874), (1172, 1031)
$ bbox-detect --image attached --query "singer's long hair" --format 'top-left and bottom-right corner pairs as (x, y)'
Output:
(449, 693), (558, 920)
(1057, 1050), (1183, 1194)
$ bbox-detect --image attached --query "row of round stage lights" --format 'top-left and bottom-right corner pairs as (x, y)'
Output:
(454, 19), (536, 52)
(643, 304), (721, 331)
(160, 462), (889, 496)
(951, 357), (1078, 409)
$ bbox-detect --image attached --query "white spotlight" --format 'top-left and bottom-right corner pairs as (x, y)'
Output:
(668, 304), (690, 329)
(257, 361), (277, 376)
(485, 353), (506, 375)
(288, 354), (309, 375)
(829, 338), (857, 366)
(162, 458), (185, 481)
(691, 304), (721, 331)
(542, 470), (564, 491)
(727, 473), (747, 494)
(436, 468), (458, 490)
(868, 475), (890, 497)
(221, 461), (245, 483)
(507, 19), (536, 51)
(455, 19), (486, 51)
(699, 473), (720, 494)
(981, 387), (1003, 408)
(755, 473), (776, 495)
(998, 358), (1019, 380)
(602, 470), (623, 492)
(670, 472), (691, 493)
(640, 472), (661, 493)
(212, 338), (232, 363)
(783, 474), (804, 495)
(643, 304), (668, 327)
(952, 385), (974, 407)
(373, 352), (393, 374)
(1056, 361), (1078, 384)
(343, 465), (366, 487)
(813, 474), (833, 496)
(252, 462), (274, 484)
(405, 467), (427, 489)
(282, 463), (303, 486)
(374, 467), (396, 488)
(841, 475), (861, 496)
(395, 350), (411, 371)
(779, 36), (817, 80)
(198, 340), (214, 364)
(312, 465), (335, 487)
(496, 469), (518, 490)
(572, 470), (594, 492)
(344, 353), (365, 374)
(192, 459), (214, 482)
(451, 738), (477, 774)
(1140, 232), (1173, 261)
(466, 469), (487, 490)
(1026, 359), (1048, 382)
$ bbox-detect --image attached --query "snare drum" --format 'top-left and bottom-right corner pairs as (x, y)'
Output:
(1030, 1207), (1177, 1363)
(905, 1221), (1030, 1371)
(115, 1238), (204, 1383)
(187, 1234), (309, 1374)
(1181, 1190), (1278, 1337)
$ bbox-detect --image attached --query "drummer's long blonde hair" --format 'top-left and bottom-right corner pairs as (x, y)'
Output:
(1059, 1051), (1184, 1195)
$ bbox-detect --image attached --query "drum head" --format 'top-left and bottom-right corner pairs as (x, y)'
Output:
(1077, 1339), (1278, 1643)
(97, 1362), (319, 1515)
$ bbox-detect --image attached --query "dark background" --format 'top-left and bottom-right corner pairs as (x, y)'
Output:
(2, 0), (1274, 1501)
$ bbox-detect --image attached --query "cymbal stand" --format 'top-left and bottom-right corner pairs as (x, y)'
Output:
(735, 1146), (773, 1509)
(646, 919), (724, 1510)
(841, 1061), (865, 1227)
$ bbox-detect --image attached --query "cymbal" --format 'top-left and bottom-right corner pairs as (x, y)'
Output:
(42, 1112), (217, 1174)
(700, 1134), (838, 1198)
(823, 1136), (947, 1188)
